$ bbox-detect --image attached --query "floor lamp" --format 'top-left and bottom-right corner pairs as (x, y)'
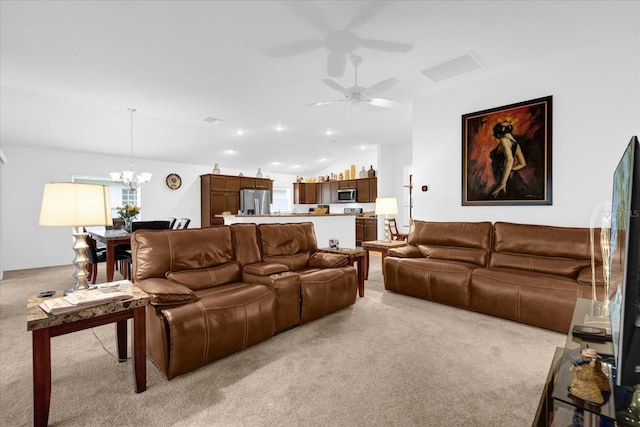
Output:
(375, 197), (398, 242)
(39, 183), (113, 294)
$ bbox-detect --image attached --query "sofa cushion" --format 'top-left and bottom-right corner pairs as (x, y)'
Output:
(166, 263), (242, 291)
(263, 253), (310, 271)
(132, 227), (235, 280)
(309, 252), (349, 268)
(242, 262), (289, 276)
(408, 220), (493, 250)
(489, 252), (590, 279)
(417, 244), (488, 267)
(258, 222), (318, 257)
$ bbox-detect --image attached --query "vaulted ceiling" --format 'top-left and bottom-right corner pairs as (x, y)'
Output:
(0, 1), (610, 176)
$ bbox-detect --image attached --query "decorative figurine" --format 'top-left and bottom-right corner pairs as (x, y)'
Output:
(569, 347), (611, 405)
(213, 163), (221, 174)
(367, 165), (376, 177)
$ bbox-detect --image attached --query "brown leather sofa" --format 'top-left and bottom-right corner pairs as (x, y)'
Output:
(384, 221), (604, 333)
(131, 222), (357, 379)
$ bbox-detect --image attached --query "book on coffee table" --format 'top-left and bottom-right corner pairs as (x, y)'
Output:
(39, 281), (133, 315)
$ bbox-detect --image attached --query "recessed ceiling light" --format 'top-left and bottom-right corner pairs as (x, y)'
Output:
(319, 158), (327, 162)
(271, 161), (281, 166)
(236, 129), (245, 135)
(292, 165), (301, 169)
(203, 117), (223, 124)
(224, 149), (236, 154)
(360, 145), (366, 150)
(274, 124), (286, 132)
(324, 129), (334, 136)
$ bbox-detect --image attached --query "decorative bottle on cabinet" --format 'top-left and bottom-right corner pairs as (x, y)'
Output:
(359, 166), (367, 178)
(350, 164), (356, 179)
(256, 168), (263, 178)
(367, 165), (376, 177)
(213, 163), (221, 174)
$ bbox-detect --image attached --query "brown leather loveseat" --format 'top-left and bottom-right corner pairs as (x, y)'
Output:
(384, 221), (604, 333)
(131, 222), (357, 379)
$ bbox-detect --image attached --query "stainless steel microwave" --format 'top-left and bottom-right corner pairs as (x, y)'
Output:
(337, 189), (357, 203)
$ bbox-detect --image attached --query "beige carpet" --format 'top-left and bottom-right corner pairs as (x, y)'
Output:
(0, 255), (565, 426)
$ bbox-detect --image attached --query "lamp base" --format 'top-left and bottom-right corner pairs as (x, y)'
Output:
(383, 217), (392, 242)
(65, 226), (90, 295)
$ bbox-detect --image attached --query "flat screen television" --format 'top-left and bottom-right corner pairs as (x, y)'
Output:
(608, 135), (640, 388)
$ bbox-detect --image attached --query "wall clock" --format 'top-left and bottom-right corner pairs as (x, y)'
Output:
(166, 173), (182, 190)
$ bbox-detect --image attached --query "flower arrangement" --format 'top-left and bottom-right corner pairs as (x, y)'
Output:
(117, 204), (140, 220)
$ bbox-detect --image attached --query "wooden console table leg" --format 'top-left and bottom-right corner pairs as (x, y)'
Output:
(32, 328), (52, 427)
(116, 320), (128, 362)
(364, 249), (370, 280)
(132, 307), (146, 393)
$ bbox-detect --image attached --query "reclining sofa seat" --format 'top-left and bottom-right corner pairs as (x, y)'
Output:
(253, 222), (358, 324)
(384, 220), (605, 333)
(131, 226), (276, 379)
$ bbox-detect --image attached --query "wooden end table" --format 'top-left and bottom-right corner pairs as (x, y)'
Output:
(361, 240), (408, 278)
(318, 247), (366, 297)
(27, 286), (149, 427)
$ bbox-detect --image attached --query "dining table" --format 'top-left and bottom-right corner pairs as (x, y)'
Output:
(86, 227), (131, 282)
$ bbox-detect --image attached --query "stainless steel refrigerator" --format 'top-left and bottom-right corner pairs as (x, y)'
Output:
(239, 189), (271, 215)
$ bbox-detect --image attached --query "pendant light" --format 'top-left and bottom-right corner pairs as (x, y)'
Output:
(110, 108), (152, 190)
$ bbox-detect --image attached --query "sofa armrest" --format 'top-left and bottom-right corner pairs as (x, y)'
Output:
(135, 278), (198, 306)
(309, 252), (349, 268)
(387, 245), (423, 258)
(243, 262), (289, 276)
(577, 265), (605, 286)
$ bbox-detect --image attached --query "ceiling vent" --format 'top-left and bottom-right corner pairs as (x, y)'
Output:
(203, 116), (223, 124)
(421, 52), (483, 82)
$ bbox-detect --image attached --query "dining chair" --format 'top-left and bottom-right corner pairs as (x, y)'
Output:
(389, 218), (409, 241)
(87, 235), (131, 283)
(167, 217), (177, 229)
(174, 218), (191, 229)
(120, 220), (173, 278)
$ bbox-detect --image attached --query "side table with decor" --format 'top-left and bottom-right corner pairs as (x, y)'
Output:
(27, 285), (149, 427)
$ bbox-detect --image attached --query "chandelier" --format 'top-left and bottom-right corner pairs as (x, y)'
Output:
(110, 108), (152, 190)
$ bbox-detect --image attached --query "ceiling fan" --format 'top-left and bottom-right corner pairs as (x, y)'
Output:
(309, 55), (401, 109)
(265, 2), (412, 77)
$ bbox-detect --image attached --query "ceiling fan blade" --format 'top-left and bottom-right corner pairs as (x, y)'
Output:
(345, 1), (391, 30)
(364, 78), (399, 97)
(358, 38), (413, 53)
(327, 50), (347, 77)
(308, 99), (349, 107)
(322, 78), (352, 97)
(366, 98), (402, 108)
(265, 39), (323, 57)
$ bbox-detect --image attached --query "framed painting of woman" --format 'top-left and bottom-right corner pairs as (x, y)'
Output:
(461, 95), (552, 206)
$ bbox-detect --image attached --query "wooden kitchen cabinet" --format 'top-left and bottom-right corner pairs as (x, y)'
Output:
(201, 174), (273, 227)
(357, 177), (377, 203)
(356, 217), (378, 246)
(293, 183), (317, 204)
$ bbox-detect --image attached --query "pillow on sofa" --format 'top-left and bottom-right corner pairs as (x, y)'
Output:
(166, 263), (241, 291)
(309, 252), (348, 268)
(263, 252), (310, 271)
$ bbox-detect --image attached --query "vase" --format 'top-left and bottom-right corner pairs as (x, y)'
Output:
(213, 163), (221, 174)
(367, 165), (376, 177)
(124, 218), (133, 233)
(359, 166), (367, 178)
(256, 168), (263, 178)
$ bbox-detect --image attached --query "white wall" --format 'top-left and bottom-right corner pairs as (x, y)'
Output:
(412, 31), (639, 227)
(0, 145), (295, 271)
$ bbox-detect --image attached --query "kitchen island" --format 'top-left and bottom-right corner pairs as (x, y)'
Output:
(219, 214), (357, 248)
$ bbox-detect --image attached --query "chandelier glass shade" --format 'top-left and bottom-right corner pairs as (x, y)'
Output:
(110, 108), (152, 191)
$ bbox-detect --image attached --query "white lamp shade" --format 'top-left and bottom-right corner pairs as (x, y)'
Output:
(39, 183), (113, 227)
(375, 197), (399, 215)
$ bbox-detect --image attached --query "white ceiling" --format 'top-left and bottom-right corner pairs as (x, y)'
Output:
(0, 1), (611, 176)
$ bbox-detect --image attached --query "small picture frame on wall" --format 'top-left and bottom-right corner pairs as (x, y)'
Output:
(461, 95), (552, 206)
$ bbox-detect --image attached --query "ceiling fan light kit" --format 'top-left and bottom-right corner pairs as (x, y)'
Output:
(310, 55), (401, 113)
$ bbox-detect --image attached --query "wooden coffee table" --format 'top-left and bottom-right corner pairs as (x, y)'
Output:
(27, 286), (149, 427)
(318, 247), (366, 297)
(361, 240), (408, 278)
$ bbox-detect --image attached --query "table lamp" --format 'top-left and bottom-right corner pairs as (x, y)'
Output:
(375, 197), (398, 242)
(39, 183), (113, 294)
